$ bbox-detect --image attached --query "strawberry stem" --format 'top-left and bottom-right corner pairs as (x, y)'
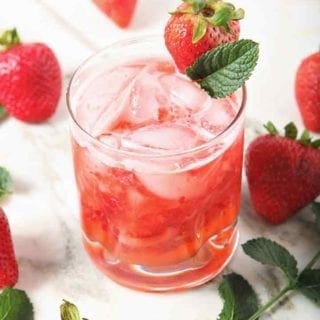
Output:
(0, 28), (21, 50)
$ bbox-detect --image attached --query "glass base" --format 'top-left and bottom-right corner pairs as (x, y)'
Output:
(83, 224), (239, 292)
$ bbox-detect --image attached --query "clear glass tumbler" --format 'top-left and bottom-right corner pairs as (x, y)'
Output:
(67, 36), (246, 292)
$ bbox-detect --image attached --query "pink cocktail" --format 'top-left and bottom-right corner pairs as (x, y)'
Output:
(67, 37), (245, 291)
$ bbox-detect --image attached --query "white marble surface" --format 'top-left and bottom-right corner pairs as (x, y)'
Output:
(1, 0), (320, 319)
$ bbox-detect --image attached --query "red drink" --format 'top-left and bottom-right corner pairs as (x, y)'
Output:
(68, 37), (245, 291)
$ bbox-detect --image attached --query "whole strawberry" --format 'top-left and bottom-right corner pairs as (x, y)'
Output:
(92, 0), (137, 28)
(0, 29), (62, 123)
(295, 51), (320, 132)
(165, 0), (244, 72)
(0, 207), (18, 288)
(246, 122), (320, 224)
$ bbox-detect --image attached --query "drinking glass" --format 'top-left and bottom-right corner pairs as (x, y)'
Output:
(67, 36), (246, 292)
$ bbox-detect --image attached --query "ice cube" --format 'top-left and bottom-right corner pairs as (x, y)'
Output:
(120, 67), (168, 125)
(159, 74), (209, 112)
(196, 98), (236, 135)
(121, 124), (203, 152)
(75, 65), (141, 135)
(136, 160), (221, 200)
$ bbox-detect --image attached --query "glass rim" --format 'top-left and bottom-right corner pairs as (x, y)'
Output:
(66, 35), (247, 159)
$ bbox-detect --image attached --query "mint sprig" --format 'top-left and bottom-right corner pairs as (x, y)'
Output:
(218, 273), (260, 320)
(0, 288), (34, 320)
(218, 208), (320, 320)
(0, 166), (13, 198)
(186, 39), (259, 98)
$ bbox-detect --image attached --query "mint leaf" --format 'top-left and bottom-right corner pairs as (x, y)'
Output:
(186, 39), (259, 98)
(298, 269), (320, 302)
(218, 273), (260, 320)
(0, 288), (34, 320)
(0, 167), (13, 198)
(311, 202), (320, 229)
(61, 300), (86, 320)
(284, 122), (298, 139)
(242, 238), (298, 283)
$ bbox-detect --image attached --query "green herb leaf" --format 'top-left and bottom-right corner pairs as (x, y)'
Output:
(299, 130), (311, 146)
(284, 122), (298, 139)
(186, 39), (259, 98)
(0, 167), (13, 198)
(312, 202), (320, 229)
(264, 121), (279, 136)
(218, 273), (260, 320)
(242, 238), (298, 283)
(60, 300), (82, 320)
(298, 269), (320, 302)
(0, 288), (34, 320)
(192, 17), (207, 43)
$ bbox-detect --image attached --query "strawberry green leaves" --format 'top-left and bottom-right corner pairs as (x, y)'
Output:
(0, 288), (34, 320)
(263, 121), (279, 136)
(0, 29), (21, 50)
(218, 273), (260, 320)
(60, 300), (88, 320)
(206, 2), (244, 32)
(0, 167), (12, 199)
(0, 106), (7, 121)
(193, 17), (207, 43)
(183, 0), (206, 13)
(264, 122), (320, 149)
(186, 39), (259, 98)
(242, 238), (298, 284)
(284, 122), (298, 140)
(179, 1), (244, 42)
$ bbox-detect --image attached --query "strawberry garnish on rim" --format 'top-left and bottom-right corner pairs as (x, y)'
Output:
(165, 0), (244, 72)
